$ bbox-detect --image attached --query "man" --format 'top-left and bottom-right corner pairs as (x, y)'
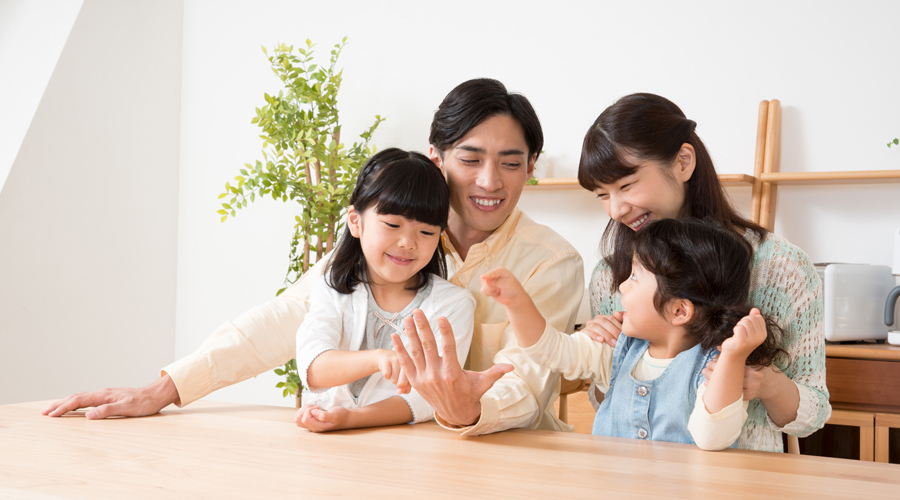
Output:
(44, 79), (584, 435)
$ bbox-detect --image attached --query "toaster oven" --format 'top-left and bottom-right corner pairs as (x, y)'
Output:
(816, 263), (895, 342)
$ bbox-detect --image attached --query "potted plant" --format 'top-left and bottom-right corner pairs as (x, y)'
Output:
(218, 38), (384, 406)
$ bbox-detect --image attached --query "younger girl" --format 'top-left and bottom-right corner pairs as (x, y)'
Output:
(295, 148), (475, 432)
(481, 218), (785, 450)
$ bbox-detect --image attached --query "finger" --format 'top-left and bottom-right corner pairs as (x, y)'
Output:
(706, 359), (718, 370)
(412, 309), (442, 369)
(475, 363), (515, 394)
(46, 393), (107, 417)
(750, 307), (761, 316)
(403, 315), (428, 373)
(396, 367), (411, 394)
(391, 332), (418, 380)
(88, 401), (156, 420)
(613, 310), (624, 322)
(435, 317), (462, 377)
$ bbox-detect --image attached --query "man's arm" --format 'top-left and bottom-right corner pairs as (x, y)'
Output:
(43, 258), (327, 419)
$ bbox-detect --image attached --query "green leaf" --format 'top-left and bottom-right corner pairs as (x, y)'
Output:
(222, 203), (232, 210)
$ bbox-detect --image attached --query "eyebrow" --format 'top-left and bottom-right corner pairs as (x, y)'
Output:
(454, 145), (526, 156)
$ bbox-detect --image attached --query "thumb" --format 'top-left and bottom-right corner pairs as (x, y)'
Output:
(613, 310), (624, 321)
(476, 363), (515, 391)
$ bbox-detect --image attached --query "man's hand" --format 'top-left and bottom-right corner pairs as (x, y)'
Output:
(391, 309), (513, 427)
(582, 312), (623, 347)
(294, 404), (349, 432)
(42, 374), (180, 419)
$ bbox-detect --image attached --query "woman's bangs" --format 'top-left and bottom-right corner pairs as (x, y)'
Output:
(578, 129), (640, 190)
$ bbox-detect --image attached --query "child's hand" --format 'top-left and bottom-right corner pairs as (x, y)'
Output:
(720, 308), (766, 360)
(480, 267), (524, 306)
(294, 404), (349, 432)
(376, 349), (405, 389)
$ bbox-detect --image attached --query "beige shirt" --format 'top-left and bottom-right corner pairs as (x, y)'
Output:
(162, 208), (584, 435)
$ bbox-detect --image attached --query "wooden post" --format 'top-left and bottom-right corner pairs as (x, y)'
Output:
(750, 100), (769, 225)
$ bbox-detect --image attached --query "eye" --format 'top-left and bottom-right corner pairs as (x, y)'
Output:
(621, 182), (633, 190)
(596, 193), (609, 200)
(630, 272), (637, 281)
(459, 158), (478, 165)
(502, 162), (521, 169)
(383, 222), (399, 228)
(420, 231), (436, 236)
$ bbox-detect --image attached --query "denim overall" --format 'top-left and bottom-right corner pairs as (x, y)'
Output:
(592, 334), (736, 447)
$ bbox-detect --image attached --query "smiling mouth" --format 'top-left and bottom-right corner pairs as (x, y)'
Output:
(626, 213), (650, 230)
(471, 197), (503, 210)
(386, 254), (413, 266)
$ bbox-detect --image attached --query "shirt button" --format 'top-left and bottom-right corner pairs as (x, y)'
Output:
(638, 386), (649, 397)
(638, 428), (648, 439)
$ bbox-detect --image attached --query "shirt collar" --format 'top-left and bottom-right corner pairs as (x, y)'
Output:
(441, 207), (522, 266)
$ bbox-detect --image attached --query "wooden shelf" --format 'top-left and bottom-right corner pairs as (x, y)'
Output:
(759, 170), (900, 185)
(524, 174), (756, 190)
(524, 170), (900, 190)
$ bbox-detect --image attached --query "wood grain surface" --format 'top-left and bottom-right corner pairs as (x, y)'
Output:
(2, 400), (899, 499)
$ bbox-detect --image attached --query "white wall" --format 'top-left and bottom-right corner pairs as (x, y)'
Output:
(176, 0), (900, 406)
(0, 0), (83, 191)
(0, 0), (182, 404)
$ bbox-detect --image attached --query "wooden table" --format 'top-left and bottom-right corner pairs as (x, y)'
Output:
(2, 400), (899, 499)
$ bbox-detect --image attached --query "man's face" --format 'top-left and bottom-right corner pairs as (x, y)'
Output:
(430, 114), (535, 241)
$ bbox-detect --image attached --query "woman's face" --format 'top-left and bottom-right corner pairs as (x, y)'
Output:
(592, 145), (695, 231)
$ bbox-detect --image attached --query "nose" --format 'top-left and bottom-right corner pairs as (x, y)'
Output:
(475, 162), (502, 192)
(606, 192), (630, 222)
(617, 277), (630, 295)
(398, 230), (416, 250)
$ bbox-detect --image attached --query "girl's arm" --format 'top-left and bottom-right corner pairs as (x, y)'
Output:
(480, 267), (546, 347)
(703, 309), (767, 413)
(481, 267), (614, 384)
(296, 396), (413, 432)
(307, 349), (399, 389)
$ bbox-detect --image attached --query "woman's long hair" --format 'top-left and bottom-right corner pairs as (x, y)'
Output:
(327, 148), (449, 294)
(631, 218), (785, 366)
(578, 93), (766, 292)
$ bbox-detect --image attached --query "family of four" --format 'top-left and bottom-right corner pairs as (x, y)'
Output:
(45, 79), (831, 452)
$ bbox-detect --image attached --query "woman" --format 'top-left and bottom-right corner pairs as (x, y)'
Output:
(578, 93), (830, 452)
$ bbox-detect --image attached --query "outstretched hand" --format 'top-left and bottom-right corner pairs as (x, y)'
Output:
(42, 374), (180, 419)
(391, 309), (513, 427)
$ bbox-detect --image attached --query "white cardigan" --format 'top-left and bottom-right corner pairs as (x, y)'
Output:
(296, 274), (475, 423)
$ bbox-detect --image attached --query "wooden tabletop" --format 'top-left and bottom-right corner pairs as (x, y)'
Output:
(2, 400), (899, 499)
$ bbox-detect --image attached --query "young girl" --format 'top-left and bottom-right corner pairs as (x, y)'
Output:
(294, 148), (475, 432)
(481, 218), (785, 450)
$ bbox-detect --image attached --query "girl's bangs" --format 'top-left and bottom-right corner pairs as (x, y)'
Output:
(371, 163), (448, 228)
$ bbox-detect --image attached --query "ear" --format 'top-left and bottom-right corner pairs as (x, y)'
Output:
(525, 152), (537, 183)
(347, 206), (362, 238)
(428, 145), (446, 178)
(674, 143), (696, 183)
(667, 298), (694, 327)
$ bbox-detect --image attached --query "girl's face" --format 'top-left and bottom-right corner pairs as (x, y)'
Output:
(347, 205), (442, 290)
(592, 146), (695, 232)
(617, 259), (670, 339)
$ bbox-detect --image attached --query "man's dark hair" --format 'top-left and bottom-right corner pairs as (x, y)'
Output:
(429, 78), (543, 160)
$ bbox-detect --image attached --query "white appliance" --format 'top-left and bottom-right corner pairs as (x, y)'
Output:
(817, 263), (895, 342)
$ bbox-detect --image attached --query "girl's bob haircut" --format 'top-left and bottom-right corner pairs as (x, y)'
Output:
(327, 148), (449, 294)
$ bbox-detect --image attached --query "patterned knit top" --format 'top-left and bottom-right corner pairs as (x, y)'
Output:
(589, 229), (832, 452)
